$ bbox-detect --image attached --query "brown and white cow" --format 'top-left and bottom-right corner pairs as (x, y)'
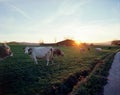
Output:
(53, 48), (64, 57)
(0, 43), (13, 60)
(24, 46), (64, 65)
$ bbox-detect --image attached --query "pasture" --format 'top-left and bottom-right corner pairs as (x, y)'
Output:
(0, 45), (119, 95)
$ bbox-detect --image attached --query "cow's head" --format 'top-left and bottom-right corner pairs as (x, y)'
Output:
(24, 47), (32, 55)
(3, 43), (13, 56)
(0, 43), (13, 59)
(53, 48), (64, 56)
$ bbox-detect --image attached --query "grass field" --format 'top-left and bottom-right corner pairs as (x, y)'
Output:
(0, 45), (119, 95)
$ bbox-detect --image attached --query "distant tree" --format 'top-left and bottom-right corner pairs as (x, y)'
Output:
(8, 41), (18, 45)
(57, 39), (76, 46)
(111, 40), (120, 46)
(90, 43), (94, 46)
(39, 40), (44, 45)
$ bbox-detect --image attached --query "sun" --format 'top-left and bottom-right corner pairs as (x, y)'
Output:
(74, 40), (81, 46)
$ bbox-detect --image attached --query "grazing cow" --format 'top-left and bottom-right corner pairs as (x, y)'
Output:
(0, 43), (13, 60)
(80, 48), (85, 52)
(24, 46), (63, 65)
(95, 48), (102, 51)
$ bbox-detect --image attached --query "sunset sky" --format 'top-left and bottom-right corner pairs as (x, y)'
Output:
(0, 0), (120, 43)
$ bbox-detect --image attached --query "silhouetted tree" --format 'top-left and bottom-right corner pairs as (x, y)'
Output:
(111, 40), (120, 46)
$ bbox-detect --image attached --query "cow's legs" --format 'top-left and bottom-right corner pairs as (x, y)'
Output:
(46, 56), (50, 66)
(51, 57), (54, 64)
(46, 59), (49, 66)
(33, 57), (38, 64)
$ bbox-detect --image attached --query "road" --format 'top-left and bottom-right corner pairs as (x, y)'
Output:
(104, 52), (120, 95)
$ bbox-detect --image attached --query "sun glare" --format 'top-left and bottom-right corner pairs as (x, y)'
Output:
(75, 40), (81, 46)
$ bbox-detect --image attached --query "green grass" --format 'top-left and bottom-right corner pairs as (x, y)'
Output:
(0, 45), (119, 95)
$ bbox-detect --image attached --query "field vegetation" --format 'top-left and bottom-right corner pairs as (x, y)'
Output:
(0, 44), (119, 95)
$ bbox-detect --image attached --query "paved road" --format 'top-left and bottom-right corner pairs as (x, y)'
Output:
(104, 52), (120, 95)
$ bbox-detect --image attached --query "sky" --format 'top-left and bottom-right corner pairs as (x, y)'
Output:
(0, 0), (120, 43)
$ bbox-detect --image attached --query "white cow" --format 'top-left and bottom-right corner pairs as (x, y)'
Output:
(24, 46), (64, 65)
(95, 48), (102, 51)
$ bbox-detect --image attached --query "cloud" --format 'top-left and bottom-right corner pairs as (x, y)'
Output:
(41, 19), (120, 42)
(43, 0), (92, 24)
(44, 1), (78, 23)
(7, 3), (32, 20)
(0, 0), (10, 2)
(0, 0), (119, 43)
(58, 0), (93, 15)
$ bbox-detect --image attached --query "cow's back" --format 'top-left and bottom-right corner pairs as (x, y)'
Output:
(32, 47), (53, 58)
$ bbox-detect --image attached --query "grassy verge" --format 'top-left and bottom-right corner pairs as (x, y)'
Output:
(0, 45), (119, 95)
(72, 52), (115, 95)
